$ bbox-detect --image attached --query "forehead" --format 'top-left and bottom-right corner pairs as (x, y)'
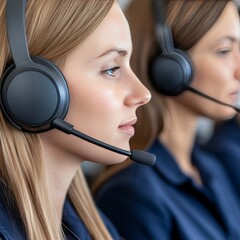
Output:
(72, 2), (132, 61)
(198, 2), (240, 46)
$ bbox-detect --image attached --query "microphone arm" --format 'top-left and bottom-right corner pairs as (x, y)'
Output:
(51, 118), (156, 166)
(186, 86), (240, 112)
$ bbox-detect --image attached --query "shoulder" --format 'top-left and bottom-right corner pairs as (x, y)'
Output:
(63, 198), (122, 240)
(194, 144), (228, 176)
(94, 161), (170, 220)
(0, 182), (26, 240)
(93, 163), (173, 240)
(204, 118), (240, 156)
(95, 162), (162, 200)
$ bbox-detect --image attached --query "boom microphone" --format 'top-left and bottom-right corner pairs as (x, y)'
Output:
(3, 0), (156, 168)
(51, 118), (156, 166)
(186, 86), (240, 112)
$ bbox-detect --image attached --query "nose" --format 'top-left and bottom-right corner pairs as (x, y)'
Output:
(235, 49), (240, 81)
(124, 71), (152, 107)
(236, 63), (240, 82)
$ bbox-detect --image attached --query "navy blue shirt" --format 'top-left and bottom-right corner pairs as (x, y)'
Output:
(95, 140), (240, 240)
(204, 117), (240, 197)
(0, 181), (121, 240)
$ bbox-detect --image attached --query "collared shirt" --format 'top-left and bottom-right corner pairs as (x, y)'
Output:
(63, 198), (121, 240)
(204, 117), (240, 197)
(95, 140), (240, 240)
(0, 181), (121, 240)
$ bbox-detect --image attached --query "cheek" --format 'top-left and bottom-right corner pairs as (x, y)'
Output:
(191, 62), (229, 98)
(65, 80), (122, 134)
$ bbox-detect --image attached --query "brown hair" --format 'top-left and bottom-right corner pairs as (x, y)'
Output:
(0, 0), (114, 239)
(126, 0), (233, 150)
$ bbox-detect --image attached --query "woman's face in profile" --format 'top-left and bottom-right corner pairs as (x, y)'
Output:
(179, 2), (240, 120)
(40, 2), (151, 165)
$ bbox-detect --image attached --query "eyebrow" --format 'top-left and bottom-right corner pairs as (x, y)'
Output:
(217, 35), (240, 43)
(95, 48), (128, 59)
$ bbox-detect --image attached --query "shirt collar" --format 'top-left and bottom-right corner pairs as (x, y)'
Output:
(148, 139), (212, 186)
(0, 180), (26, 239)
(148, 139), (189, 185)
(62, 199), (91, 240)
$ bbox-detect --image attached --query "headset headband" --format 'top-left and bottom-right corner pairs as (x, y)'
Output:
(149, 0), (194, 96)
(1, 0), (70, 133)
(6, 0), (31, 66)
(151, 0), (174, 54)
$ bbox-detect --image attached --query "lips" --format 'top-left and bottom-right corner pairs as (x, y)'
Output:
(229, 89), (240, 102)
(118, 118), (137, 136)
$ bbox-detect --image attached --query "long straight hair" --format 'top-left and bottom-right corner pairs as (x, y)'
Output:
(0, 0), (114, 239)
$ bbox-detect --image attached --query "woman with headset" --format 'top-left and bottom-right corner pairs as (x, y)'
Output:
(94, 0), (240, 239)
(0, 0), (151, 239)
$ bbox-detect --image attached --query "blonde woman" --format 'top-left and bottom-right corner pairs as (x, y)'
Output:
(0, 0), (151, 239)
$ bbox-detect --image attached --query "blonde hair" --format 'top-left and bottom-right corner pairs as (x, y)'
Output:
(0, 0), (114, 239)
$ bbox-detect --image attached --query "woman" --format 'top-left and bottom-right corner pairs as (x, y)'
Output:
(0, 0), (151, 239)
(94, 0), (240, 239)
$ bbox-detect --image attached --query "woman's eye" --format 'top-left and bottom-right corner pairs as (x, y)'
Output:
(104, 66), (120, 77)
(217, 49), (231, 56)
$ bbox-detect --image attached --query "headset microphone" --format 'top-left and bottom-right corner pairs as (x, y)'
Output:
(51, 118), (156, 166)
(186, 86), (240, 113)
(0, 0), (156, 167)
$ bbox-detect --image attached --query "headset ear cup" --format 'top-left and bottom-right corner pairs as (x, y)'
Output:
(0, 57), (69, 133)
(150, 50), (193, 96)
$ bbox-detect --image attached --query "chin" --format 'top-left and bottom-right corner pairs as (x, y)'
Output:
(102, 153), (128, 165)
(210, 109), (237, 121)
(87, 148), (129, 165)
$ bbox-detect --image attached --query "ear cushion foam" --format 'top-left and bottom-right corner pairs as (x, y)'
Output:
(150, 49), (193, 96)
(0, 57), (69, 132)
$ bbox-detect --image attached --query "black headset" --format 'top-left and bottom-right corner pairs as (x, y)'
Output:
(0, 0), (69, 133)
(149, 0), (194, 96)
(0, 0), (157, 166)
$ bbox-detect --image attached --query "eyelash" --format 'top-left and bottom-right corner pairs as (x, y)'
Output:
(217, 49), (231, 56)
(103, 66), (121, 77)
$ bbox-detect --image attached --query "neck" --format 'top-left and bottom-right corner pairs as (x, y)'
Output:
(160, 98), (202, 182)
(41, 139), (83, 220)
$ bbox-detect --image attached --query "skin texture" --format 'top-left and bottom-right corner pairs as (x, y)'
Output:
(39, 2), (151, 218)
(161, 2), (240, 181)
